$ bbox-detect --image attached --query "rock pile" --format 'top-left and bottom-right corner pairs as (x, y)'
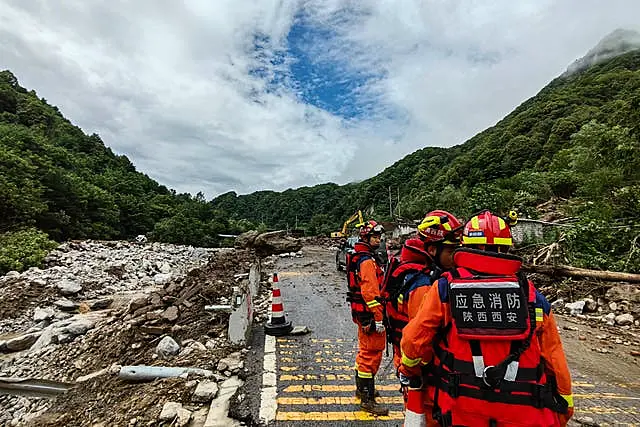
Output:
(552, 284), (640, 328)
(0, 240), (270, 426)
(0, 240), (216, 335)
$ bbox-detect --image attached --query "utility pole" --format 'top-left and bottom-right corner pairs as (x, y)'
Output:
(389, 186), (393, 218)
(397, 187), (400, 217)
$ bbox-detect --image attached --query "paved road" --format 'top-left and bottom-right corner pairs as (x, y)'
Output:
(258, 246), (640, 426)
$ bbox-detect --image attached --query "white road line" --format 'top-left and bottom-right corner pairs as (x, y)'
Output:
(259, 334), (278, 424)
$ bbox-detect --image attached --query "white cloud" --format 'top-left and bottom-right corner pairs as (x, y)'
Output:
(1, 0), (639, 197)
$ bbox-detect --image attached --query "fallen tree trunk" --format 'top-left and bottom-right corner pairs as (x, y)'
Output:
(522, 264), (640, 283)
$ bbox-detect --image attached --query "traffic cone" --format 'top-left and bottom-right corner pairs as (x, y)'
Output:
(404, 388), (426, 427)
(264, 272), (293, 336)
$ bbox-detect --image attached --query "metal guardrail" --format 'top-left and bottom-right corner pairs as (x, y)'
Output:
(0, 377), (74, 398)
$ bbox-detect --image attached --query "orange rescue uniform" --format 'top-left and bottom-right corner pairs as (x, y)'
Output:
(401, 254), (573, 426)
(352, 243), (386, 378)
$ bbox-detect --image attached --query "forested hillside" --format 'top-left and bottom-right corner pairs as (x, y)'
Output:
(0, 70), (254, 273)
(2, 47), (640, 274)
(212, 50), (640, 272)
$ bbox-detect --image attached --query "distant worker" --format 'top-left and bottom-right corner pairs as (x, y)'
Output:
(346, 220), (388, 415)
(399, 210), (573, 426)
(383, 210), (464, 368)
(381, 210), (462, 426)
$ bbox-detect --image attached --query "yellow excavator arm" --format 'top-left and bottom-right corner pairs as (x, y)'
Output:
(330, 210), (364, 238)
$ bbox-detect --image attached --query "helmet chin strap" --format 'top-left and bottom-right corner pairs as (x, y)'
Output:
(434, 243), (445, 268)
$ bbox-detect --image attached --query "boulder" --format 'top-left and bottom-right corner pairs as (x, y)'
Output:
(159, 402), (191, 426)
(253, 231), (303, 257)
(217, 351), (244, 373)
(64, 319), (95, 336)
(565, 301), (585, 316)
(234, 230), (259, 249)
(57, 280), (83, 296)
(615, 313), (634, 326)
(5, 333), (41, 352)
(156, 336), (180, 359)
(583, 297), (598, 312)
(161, 306), (179, 322)
(193, 380), (219, 402)
(33, 307), (55, 322)
(550, 298), (564, 311)
(89, 298), (113, 310)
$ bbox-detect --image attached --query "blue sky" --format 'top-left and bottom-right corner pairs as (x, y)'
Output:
(1, 0), (640, 197)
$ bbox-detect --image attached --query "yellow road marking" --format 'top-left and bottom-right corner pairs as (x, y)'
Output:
(281, 374), (353, 381)
(575, 393), (640, 401)
(280, 374), (397, 381)
(572, 382), (596, 388)
(278, 396), (404, 405)
(315, 358), (350, 363)
(276, 411), (405, 421)
(311, 339), (346, 343)
(283, 384), (398, 393)
(279, 365), (355, 372)
(580, 406), (638, 415)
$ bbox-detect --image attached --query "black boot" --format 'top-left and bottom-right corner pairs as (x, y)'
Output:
(359, 377), (389, 416)
(355, 372), (380, 399)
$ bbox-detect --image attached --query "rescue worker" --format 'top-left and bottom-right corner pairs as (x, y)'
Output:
(380, 210), (463, 426)
(346, 220), (388, 415)
(386, 210), (464, 370)
(399, 210), (573, 427)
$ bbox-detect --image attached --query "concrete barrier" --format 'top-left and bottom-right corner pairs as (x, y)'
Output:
(228, 258), (260, 345)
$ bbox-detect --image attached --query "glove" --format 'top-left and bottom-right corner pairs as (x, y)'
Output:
(374, 320), (385, 334)
(558, 407), (574, 427)
(399, 371), (423, 389)
(398, 364), (422, 386)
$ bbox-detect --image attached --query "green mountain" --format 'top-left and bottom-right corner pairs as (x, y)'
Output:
(212, 48), (640, 272)
(0, 70), (254, 273)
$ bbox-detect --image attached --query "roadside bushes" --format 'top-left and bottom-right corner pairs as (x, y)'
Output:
(0, 227), (57, 274)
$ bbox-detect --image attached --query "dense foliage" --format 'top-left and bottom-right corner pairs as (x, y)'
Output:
(211, 50), (640, 272)
(0, 70), (255, 273)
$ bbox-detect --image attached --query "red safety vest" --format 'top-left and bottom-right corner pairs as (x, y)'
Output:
(430, 248), (565, 426)
(346, 243), (384, 324)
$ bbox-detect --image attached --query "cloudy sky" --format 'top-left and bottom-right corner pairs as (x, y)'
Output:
(1, 1), (639, 197)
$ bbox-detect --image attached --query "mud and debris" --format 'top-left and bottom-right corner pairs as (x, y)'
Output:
(0, 241), (270, 426)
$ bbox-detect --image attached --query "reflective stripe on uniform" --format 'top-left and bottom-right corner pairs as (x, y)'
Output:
(366, 300), (381, 308)
(402, 353), (422, 367)
(535, 307), (544, 322)
(561, 394), (574, 407)
(356, 370), (373, 379)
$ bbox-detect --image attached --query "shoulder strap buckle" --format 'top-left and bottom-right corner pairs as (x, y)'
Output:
(482, 365), (501, 389)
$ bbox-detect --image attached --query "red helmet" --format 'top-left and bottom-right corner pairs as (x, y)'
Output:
(399, 238), (430, 264)
(417, 210), (463, 245)
(461, 210), (517, 247)
(359, 220), (384, 238)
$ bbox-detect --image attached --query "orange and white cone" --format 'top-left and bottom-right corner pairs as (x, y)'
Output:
(404, 388), (426, 427)
(264, 272), (293, 336)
